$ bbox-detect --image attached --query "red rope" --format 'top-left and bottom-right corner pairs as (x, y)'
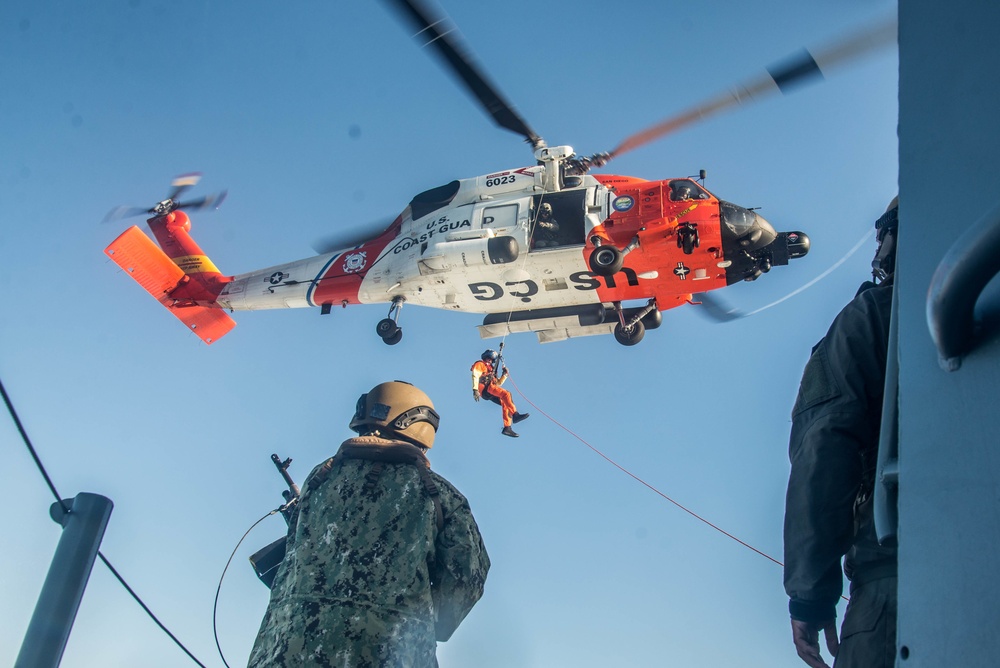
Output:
(508, 375), (784, 567)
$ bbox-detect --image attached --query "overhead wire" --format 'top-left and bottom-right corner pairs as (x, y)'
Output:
(0, 376), (208, 667)
(98, 554), (208, 667)
(1, 378), (69, 514)
(741, 226), (876, 318)
(690, 225), (878, 323)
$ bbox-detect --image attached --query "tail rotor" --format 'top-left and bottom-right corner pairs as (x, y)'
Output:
(103, 173), (228, 223)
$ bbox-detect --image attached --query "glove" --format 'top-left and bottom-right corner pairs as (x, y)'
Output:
(473, 389), (481, 402)
(502, 366), (509, 377)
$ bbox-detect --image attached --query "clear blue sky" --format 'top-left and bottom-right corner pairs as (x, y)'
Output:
(0, 1), (897, 666)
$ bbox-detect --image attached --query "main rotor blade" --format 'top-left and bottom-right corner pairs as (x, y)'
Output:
(383, 0), (543, 148)
(312, 219), (396, 255)
(607, 17), (897, 161)
(691, 293), (746, 323)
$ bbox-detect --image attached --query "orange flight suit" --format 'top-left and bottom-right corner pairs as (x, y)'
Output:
(472, 360), (517, 427)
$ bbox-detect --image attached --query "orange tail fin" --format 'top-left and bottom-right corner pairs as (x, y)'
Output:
(105, 225), (236, 344)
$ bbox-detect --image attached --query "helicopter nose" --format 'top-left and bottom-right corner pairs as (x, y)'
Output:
(718, 201), (778, 252)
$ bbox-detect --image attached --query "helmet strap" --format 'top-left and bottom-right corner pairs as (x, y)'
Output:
(872, 229), (897, 283)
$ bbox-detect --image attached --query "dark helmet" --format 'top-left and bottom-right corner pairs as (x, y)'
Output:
(349, 380), (440, 449)
(481, 349), (499, 363)
(872, 196), (899, 282)
(671, 180), (693, 200)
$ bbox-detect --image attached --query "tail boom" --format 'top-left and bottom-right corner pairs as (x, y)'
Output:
(105, 224), (235, 344)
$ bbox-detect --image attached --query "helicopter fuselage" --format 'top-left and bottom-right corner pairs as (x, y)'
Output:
(106, 160), (807, 345)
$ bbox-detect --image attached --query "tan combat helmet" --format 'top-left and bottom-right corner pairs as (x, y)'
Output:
(349, 380), (440, 449)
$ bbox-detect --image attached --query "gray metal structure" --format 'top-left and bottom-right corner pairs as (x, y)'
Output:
(16, 493), (113, 668)
(894, 1), (1000, 665)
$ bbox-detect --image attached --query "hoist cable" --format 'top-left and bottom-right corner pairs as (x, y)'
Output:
(1, 375), (208, 667)
(496, 192), (550, 352)
(507, 377), (851, 603)
(506, 375), (783, 567)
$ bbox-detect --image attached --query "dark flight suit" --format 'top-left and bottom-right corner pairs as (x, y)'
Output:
(249, 437), (490, 668)
(784, 280), (897, 668)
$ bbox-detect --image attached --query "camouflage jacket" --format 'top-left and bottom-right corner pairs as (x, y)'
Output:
(248, 436), (490, 667)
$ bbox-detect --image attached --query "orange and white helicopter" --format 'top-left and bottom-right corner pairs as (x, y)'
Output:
(104, 0), (894, 346)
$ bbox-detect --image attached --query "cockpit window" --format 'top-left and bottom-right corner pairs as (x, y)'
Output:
(410, 180), (461, 220)
(668, 179), (709, 202)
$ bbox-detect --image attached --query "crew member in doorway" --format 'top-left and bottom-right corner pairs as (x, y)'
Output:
(783, 198), (899, 668)
(249, 380), (490, 667)
(472, 349), (529, 437)
(533, 202), (560, 248)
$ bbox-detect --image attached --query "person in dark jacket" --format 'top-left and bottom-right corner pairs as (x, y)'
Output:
(533, 202), (561, 248)
(249, 380), (490, 668)
(783, 198), (899, 668)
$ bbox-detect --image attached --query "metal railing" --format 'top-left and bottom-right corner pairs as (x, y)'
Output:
(927, 199), (1000, 371)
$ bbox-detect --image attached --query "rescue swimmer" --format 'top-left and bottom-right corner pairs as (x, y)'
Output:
(471, 349), (529, 437)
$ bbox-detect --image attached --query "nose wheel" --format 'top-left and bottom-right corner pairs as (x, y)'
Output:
(376, 297), (405, 345)
(677, 223), (699, 255)
(588, 235), (640, 276)
(589, 245), (624, 276)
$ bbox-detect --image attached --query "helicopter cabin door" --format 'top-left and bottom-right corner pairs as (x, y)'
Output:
(528, 190), (587, 251)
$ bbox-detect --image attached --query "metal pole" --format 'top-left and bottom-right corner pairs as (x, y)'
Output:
(16, 492), (113, 668)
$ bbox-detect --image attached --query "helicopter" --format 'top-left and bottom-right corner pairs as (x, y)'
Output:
(104, 0), (895, 347)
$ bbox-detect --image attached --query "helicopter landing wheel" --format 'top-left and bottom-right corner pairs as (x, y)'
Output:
(382, 329), (403, 346)
(614, 321), (645, 346)
(681, 234), (695, 254)
(589, 245), (624, 276)
(376, 318), (400, 340)
(678, 224), (699, 255)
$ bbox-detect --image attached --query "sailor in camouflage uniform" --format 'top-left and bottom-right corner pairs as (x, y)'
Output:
(249, 381), (490, 667)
